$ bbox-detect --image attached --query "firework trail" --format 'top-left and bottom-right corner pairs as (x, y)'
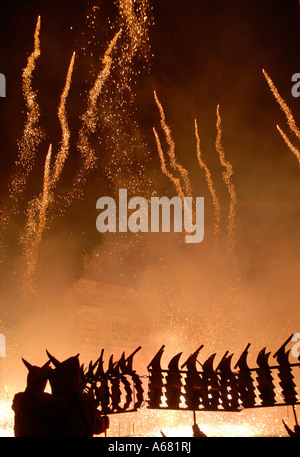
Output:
(195, 119), (221, 237)
(0, 17), (43, 260)
(215, 105), (237, 246)
(263, 69), (300, 166)
(22, 145), (52, 299)
(21, 52), (77, 297)
(154, 91), (193, 197)
(52, 52), (76, 186)
(9, 16), (44, 203)
(66, 29), (122, 203)
(1, 3), (152, 299)
(263, 69), (300, 141)
(153, 127), (186, 203)
(276, 125), (300, 165)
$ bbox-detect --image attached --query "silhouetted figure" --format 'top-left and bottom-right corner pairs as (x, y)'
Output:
(201, 353), (220, 410)
(217, 352), (240, 411)
(45, 351), (108, 436)
(118, 353), (133, 411)
(106, 354), (123, 413)
(80, 347), (143, 415)
(256, 348), (276, 407)
(234, 344), (256, 408)
(165, 352), (183, 409)
(274, 339), (297, 405)
(92, 350), (111, 415)
(182, 346), (204, 411)
(12, 359), (52, 437)
(147, 346), (165, 409)
(12, 353), (109, 437)
(120, 347), (144, 410)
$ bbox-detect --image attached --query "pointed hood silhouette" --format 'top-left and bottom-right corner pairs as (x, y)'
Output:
(22, 358), (51, 394)
(46, 351), (81, 395)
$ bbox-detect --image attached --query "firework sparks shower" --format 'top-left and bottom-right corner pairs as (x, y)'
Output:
(66, 28), (122, 204)
(0, 1), (153, 301)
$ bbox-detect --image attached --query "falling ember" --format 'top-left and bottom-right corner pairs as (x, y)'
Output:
(9, 16), (43, 203)
(215, 105), (237, 247)
(276, 125), (300, 166)
(52, 52), (76, 186)
(154, 91), (193, 198)
(118, 0), (143, 50)
(195, 119), (221, 237)
(116, 0), (152, 71)
(79, 0), (153, 196)
(153, 127), (186, 204)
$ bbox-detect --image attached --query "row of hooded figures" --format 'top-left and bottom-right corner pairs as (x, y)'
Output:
(11, 336), (300, 436)
(147, 341), (299, 412)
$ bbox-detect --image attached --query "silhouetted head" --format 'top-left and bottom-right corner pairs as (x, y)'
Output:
(257, 347), (271, 367)
(22, 358), (52, 394)
(46, 351), (81, 395)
